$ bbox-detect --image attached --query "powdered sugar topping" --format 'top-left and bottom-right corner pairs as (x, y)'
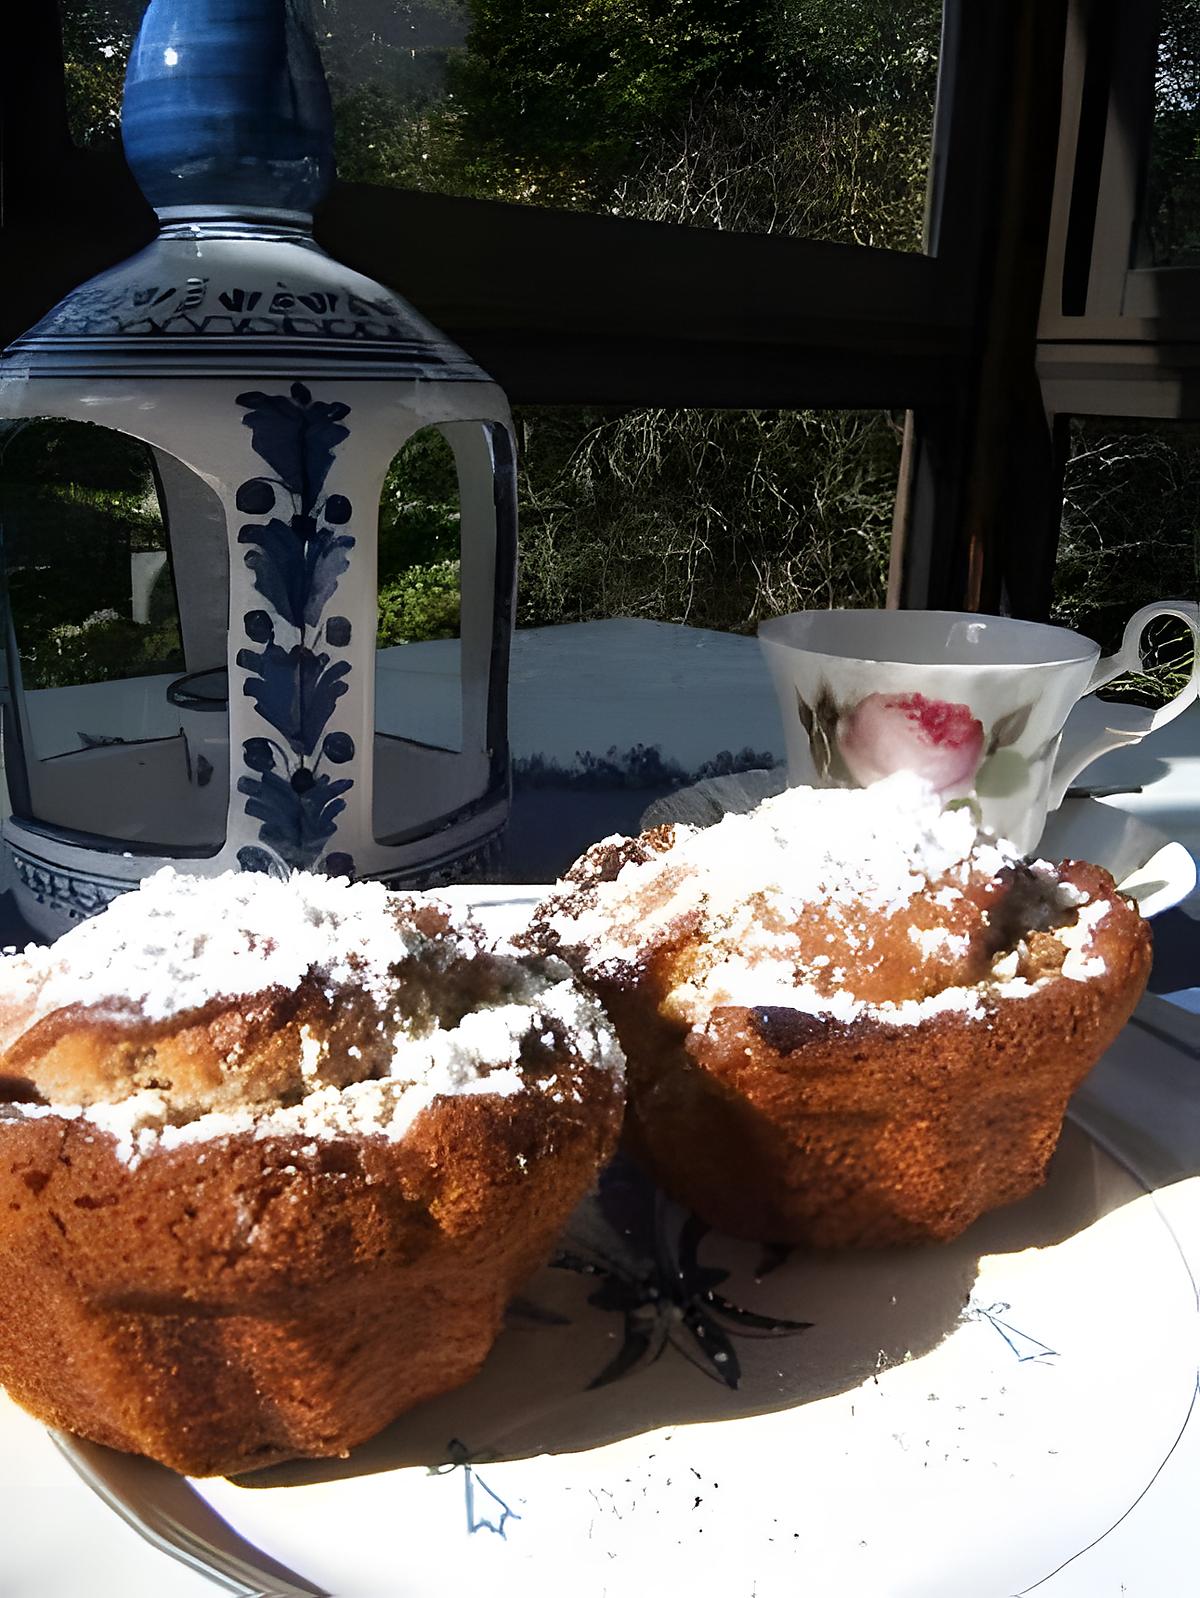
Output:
(542, 772), (1121, 1031)
(11, 964), (624, 1166)
(546, 773), (1014, 972)
(7, 868), (457, 1024)
(0, 872), (625, 1164)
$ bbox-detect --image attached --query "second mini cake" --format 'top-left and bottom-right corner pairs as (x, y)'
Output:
(0, 871), (623, 1476)
(529, 774), (1151, 1248)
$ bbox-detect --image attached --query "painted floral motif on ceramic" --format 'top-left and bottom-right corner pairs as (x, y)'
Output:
(6, 848), (129, 922)
(796, 686), (1042, 800)
(234, 382), (357, 875)
(29, 275), (439, 346)
(544, 1157), (813, 1390)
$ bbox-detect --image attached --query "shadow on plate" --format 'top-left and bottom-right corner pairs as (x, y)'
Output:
(238, 1119), (1140, 1490)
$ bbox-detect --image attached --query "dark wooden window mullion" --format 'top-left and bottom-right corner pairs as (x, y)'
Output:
(891, 0), (1072, 618)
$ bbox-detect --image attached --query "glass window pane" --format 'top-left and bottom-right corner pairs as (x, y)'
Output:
(514, 405), (898, 631)
(500, 402), (902, 876)
(1055, 418), (1200, 703)
(1146, 0), (1200, 266)
(60, 0), (943, 253)
(510, 402), (898, 782)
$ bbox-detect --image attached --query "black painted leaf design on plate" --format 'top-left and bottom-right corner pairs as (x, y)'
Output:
(505, 1297), (571, 1330)
(707, 1294), (814, 1336)
(677, 1303), (742, 1388)
(586, 1321), (670, 1390)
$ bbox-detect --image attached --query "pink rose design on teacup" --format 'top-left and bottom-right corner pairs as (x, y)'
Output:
(837, 692), (985, 797)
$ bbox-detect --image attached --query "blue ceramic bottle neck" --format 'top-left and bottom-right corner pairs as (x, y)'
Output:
(121, 0), (335, 225)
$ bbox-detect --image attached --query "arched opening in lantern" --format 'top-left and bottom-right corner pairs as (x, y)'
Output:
(372, 418), (515, 847)
(0, 418), (229, 854)
(375, 423), (464, 754)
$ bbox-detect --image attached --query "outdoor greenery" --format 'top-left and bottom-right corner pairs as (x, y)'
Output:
(322, 0), (939, 245)
(377, 426), (462, 645)
(11, 0), (1197, 696)
(1148, 0), (1200, 264)
(0, 420), (183, 689)
(514, 407), (897, 631)
(1057, 419), (1200, 699)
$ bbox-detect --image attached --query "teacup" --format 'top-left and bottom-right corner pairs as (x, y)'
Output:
(758, 605), (1200, 853)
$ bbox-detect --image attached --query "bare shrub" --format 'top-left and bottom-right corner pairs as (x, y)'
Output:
(1056, 420), (1200, 699)
(515, 407), (899, 633)
(610, 89), (930, 250)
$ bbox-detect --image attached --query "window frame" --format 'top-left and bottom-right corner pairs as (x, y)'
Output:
(2, 0), (1192, 622)
(1038, 0), (1200, 419)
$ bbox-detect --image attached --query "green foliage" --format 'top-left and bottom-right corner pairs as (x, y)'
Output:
(378, 427), (460, 568)
(314, 0), (468, 94)
(323, 0), (941, 229)
(60, 0), (144, 146)
(610, 87), (930, 250)
(31, 611), (183, 690)
(61, 0), (941, 241)
(375, 428), (462, 645)
(377, 560), (461, 645)
(769, 0), (942, 109)
(445, 0), (772, 204)
(1, 420), (179, 688)
(6, 415), (150, 496)
(332, 81), (466, 191)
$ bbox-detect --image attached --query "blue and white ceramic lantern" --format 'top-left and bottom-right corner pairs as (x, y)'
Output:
(0, 0), (517, 937)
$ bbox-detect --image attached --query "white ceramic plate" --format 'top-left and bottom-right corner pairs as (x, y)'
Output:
(39, 1115), (1200, 1598)
(25, 886), (1199, 1598)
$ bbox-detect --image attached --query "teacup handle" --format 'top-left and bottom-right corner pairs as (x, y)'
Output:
(1048, 601), (1200, 808)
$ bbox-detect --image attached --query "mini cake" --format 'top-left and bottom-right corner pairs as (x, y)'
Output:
(528, 774), (1151, 1248)
(0, 871), (623, 1476)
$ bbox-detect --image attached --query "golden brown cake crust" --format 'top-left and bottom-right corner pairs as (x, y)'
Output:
(532, 785), (1153, 1248)
(0, 1064), (620, 1476)
(614, 872), (1149, 1246)
(0, 874), (624, 1476)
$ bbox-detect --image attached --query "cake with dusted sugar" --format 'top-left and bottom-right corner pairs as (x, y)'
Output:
(528, 774), (1151, 1248)
(0, 870), (623, 1477)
